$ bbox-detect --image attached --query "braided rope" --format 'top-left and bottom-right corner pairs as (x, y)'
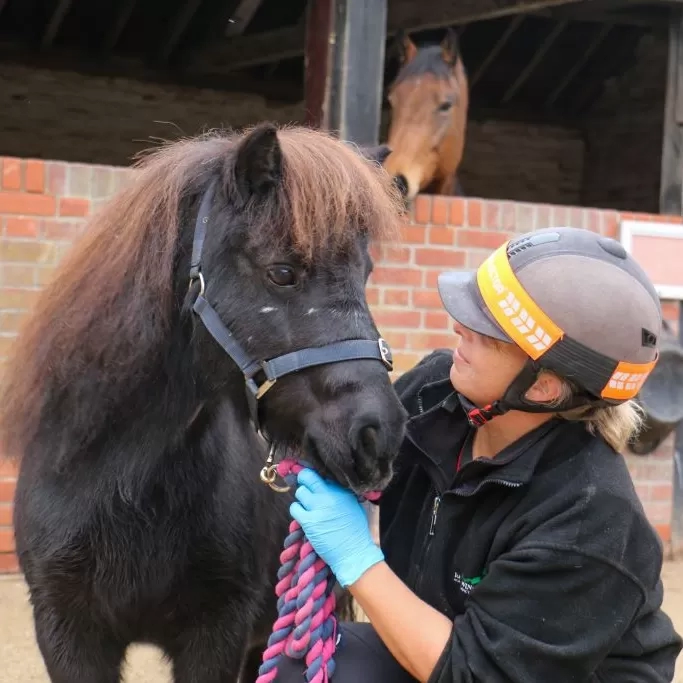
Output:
(255, 458), (380, 683)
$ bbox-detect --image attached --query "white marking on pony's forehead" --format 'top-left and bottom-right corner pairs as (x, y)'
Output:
(260, 306), (277, 313)
(306, 308), (317, 315)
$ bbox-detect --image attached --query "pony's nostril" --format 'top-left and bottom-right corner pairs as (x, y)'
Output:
(358, 424), (380, 457)
(393, 174), (409, 197)
(350, 415), (382, 461)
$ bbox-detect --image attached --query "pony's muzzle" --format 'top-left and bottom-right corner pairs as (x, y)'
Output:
(301, 410), (398, 493)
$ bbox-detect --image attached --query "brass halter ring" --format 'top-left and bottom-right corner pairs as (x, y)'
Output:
(259, 443), (291, 494)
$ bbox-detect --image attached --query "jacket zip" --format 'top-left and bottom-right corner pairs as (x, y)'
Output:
(427, 478), (520, 543)
(412, 479), (521, 594)
(407, 490), (440, 590)
(411, 492), (440, 597)
(409, 385), (523, 593)
(429, 495), (441, 536)
(452, 478), (523, 498)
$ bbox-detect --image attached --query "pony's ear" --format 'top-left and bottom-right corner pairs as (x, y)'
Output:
(359, 144), (392, 166)
(395, 29), (417, 66)
(233, 122), (283, 201)
(441, 28), (460, 67)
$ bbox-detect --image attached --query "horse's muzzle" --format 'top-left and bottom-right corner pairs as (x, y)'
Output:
(302, 409), (403, 495)
(393, 174), (409, 198)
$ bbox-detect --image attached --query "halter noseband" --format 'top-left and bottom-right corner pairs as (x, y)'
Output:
(187, 180), (394, 439)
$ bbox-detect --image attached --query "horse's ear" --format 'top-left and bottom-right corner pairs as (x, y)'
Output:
(359, 144), (392, 166)
(395, 29), (417, 66)
(233, 122), (283, 200)
(441, 27), (460, 67)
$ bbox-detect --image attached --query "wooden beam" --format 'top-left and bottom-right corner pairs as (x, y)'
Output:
(157, 0), (204, 64)
(569, 24), (639, 115)
(41, 0), (75, 49)
(224, 0), (264, 36)
(101, 0), (138, 54)
(196, 25), (303, 72)
(466, 103), (575, 127)
(469, 14), (524, 89)
(177, 0), (242, 67)
(327, 0), (389, 145)
(304, 0), (335, 128)
(544, 23), (612, 108)
(501, 19), (568, 104)
(534, 3), (669, 29)
(0, 40), (303, 102)
(660, 9), (683, 215)
(190, 0), (586, 73)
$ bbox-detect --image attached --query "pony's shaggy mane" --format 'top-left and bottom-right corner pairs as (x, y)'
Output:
(0, 125), (402, 463)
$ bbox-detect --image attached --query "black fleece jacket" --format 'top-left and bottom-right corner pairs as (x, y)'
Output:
(378, 349), (682, 683)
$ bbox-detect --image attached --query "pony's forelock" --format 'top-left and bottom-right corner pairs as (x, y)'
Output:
(273, 126), (403, 260)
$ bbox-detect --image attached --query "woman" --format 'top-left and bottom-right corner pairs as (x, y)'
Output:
(279, 226), (683, 682)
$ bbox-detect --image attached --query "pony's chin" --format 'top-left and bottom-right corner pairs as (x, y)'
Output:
(299, 437), (394, 497)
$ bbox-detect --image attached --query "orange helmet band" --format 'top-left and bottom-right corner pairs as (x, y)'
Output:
(476, 242), (564, 360)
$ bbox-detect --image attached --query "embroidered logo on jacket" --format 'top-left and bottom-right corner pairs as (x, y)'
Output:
(453, 570), (486, 595)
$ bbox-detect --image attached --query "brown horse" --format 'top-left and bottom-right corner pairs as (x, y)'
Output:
(384, 28), (469, 201)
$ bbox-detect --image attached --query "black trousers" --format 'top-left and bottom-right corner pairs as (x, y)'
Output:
(272, 622), (418, 682)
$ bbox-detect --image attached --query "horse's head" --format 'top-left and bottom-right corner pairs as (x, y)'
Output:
(384, 28), (469, 201)
(186, 124), (407, 495)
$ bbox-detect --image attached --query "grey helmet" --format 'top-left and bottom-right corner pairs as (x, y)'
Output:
(437, 227), (661, 425)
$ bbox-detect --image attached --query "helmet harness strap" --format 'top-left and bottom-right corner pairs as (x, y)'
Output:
(459, 359), (611, 429)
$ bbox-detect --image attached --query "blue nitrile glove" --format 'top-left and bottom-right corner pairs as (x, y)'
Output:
(290, 468), (385, 588)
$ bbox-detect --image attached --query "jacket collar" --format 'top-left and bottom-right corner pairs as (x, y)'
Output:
(406, 379), (585, 495)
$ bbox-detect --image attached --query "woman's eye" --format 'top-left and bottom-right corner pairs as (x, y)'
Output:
(267, 264), (297, 288)
(438, 101), (453, 113)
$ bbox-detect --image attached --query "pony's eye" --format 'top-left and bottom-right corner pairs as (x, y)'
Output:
(267, 264), (297, 288)
(438, 101), (453, 112)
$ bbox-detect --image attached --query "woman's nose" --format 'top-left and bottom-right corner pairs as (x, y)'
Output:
(453, 321), (469, 339)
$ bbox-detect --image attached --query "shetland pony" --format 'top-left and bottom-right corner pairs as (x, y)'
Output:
(0, 123), (407, 682)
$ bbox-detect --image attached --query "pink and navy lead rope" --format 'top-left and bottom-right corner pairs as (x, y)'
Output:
(255, 458), (381, 683)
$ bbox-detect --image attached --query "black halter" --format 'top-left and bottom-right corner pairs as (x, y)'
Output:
(188, 181), (394, 437)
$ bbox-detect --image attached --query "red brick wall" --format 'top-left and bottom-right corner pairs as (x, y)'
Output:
(0, 156), (681, 572)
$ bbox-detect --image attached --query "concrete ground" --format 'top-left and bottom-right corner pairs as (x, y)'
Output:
(1, 561), (683, 682)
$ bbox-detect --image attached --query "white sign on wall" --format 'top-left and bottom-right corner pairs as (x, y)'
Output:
(620, 220), (683, 301)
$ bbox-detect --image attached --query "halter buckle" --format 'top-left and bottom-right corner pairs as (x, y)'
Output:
(246, 376), (277, 400)
(259, 444), (291, 493)
(378, 337), (393, 370)
(188, 271), (205, 297)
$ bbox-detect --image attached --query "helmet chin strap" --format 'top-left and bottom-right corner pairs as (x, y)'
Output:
(457, 359), (607, 428)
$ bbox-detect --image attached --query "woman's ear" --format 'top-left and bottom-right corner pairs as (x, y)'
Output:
(525, 371), (563, 404)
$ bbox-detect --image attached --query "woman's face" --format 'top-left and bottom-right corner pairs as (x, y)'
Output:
(449, 320), (529, 407)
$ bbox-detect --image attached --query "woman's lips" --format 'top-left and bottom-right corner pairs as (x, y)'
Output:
(453, 347), (469, 365)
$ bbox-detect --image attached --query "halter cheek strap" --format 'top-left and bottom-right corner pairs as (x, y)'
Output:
(188, 180), (394, 436)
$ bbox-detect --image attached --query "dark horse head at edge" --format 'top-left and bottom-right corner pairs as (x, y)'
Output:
(0, 123), (408, 682)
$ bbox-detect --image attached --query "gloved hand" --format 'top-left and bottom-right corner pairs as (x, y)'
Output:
(290, 468), (385, 588)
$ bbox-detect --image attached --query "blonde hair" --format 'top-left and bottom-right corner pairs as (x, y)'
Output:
(541, 372), (645, 452)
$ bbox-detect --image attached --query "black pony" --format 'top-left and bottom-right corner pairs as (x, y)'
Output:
(0, 123), (407, 682)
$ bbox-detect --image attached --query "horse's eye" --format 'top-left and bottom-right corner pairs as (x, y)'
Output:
(267, 264), (297, 287)
(438, 101), (453, 112)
